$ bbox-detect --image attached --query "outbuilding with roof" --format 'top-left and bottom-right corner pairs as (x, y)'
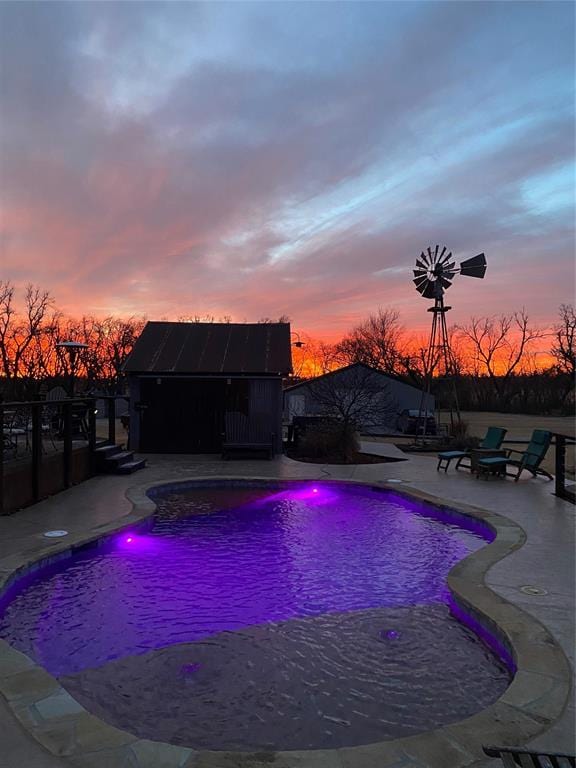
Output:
(283, 362), (434, 435)
(123, 321), (292, 455)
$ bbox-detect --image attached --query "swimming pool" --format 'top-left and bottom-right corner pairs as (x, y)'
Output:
(0, 481), (512, 750)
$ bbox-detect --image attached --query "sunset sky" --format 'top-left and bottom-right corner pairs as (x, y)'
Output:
(0, 1), (574, 341)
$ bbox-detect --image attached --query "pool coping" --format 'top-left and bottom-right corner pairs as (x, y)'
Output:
(0, 476), (571, 768)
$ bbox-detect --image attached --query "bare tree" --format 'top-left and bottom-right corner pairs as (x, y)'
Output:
(334, 308), (405, 375)
(29, 309), (65, 381)
(257, 314), (290, 324)
(177, 314), (232, 323)
(551, 304), (576, 378)
(0, 282), (54, 396)
(99, 316), (146, 392)
(0, 280), (16, 385)
(55, 315), (146, 393)
(306, 364), (398, 447)
(289, 336), (340, 380)
(455, 309), (545, 398)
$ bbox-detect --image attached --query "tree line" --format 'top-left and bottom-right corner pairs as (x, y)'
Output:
(0, 281), (145, 399)
(292, 305), (575, 414)
(0, 279), (574, 413)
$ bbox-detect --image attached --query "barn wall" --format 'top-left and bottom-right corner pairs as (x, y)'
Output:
(128, 377), (141, 451)
(128, 375), (283, 453)
(284, 369), (434, 435)
(249, 378), (283, 453)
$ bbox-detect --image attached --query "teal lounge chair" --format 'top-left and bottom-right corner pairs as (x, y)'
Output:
(437, 426), (507, 472)
(476, 429), (553, 481)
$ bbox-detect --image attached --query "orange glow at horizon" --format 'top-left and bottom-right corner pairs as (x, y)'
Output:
(290, 331), (557, 378)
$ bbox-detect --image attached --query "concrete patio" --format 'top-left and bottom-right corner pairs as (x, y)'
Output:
(0, 445), (574, 767)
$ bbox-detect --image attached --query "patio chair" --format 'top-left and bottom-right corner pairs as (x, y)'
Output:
(476, 429), (553, 482)
(3, 407), (32, 456)
(41, 403), (61, 451)
(437, 426), (507, 472)
(483, 744), (575, 766)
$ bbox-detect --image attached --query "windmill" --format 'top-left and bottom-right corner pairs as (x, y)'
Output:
(413, 246), (487, 437)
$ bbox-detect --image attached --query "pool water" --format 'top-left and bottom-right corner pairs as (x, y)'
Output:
(0, 482), (511, 750)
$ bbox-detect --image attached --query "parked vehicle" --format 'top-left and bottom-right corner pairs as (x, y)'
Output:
(396, 409), (437, 435)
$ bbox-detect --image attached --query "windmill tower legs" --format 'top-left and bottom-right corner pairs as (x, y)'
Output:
(417, 297), (461, 440)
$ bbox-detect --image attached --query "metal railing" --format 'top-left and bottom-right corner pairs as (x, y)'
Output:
(1, 397), (97, 514)
(94, 394), (130, 446)
(498, 433), (575, 503)
(0, 394), (132, 513)
(552, 432), (575, 504)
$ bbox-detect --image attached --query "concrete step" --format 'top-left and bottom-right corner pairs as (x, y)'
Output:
(94, 443), (123, 459)
(94, 443), (146, 475)
(103, 450), (135, 467)
(115, 459), (147, 474)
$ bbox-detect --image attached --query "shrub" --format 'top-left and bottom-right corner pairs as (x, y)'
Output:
(434, 419), (481, 451)
(449, 418), (469, 440)
(297, 419), (359, 462)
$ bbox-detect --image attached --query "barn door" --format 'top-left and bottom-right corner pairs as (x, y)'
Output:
(139, 378), (226, 453)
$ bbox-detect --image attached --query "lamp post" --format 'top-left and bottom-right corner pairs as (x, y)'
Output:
(56, 341), (88, 399)
(290, 332), (306, 383)
(291, 331), (305, 349)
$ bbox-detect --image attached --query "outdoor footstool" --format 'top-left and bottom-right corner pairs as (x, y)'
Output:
(437, 427), (507, 472)
(476, 455), (508, 478)
(437, 450), (469, 472)
(483, 745), (575, 766)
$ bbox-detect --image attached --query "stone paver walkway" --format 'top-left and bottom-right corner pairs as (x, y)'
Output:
(0, 448), (573, 767)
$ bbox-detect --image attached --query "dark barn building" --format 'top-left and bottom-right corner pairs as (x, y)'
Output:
(123, 322), (292, 455)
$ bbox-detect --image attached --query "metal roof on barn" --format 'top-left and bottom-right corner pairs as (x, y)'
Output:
(123, 321), (292, 375)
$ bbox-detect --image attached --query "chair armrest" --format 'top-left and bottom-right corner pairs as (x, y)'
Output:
(506, 449), (544, 465)
(519, 450), (543, 463)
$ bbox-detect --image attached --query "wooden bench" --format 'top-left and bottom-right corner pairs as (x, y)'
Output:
(221, 412), (275, 460)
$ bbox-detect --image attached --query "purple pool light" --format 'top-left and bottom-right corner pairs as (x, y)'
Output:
(261, 483), (338, 505)
(116, 532), (163, 554)
(0, 481), (510, 750)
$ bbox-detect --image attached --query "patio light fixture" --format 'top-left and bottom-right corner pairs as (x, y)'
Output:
(291, 332), (305, 348)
